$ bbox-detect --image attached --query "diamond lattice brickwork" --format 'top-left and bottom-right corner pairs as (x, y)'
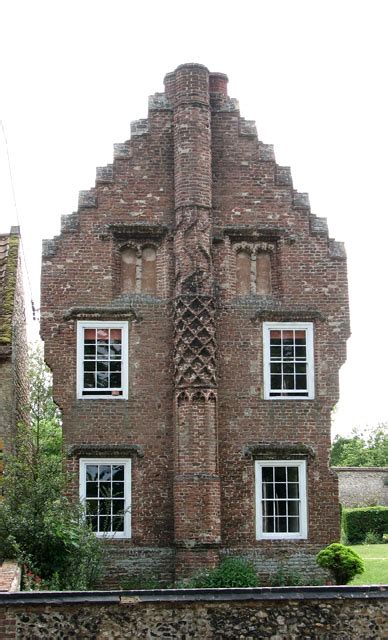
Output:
(174, 295), (216, 388)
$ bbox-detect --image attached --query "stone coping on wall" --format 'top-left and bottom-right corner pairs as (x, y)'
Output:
(333, 467), (388, 472)
(0, 585), (386, 606)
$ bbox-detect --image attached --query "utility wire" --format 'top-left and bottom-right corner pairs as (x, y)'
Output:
(0, 120), (37, 321)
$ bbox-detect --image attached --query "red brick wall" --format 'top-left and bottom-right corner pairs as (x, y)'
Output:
(41, 64), (349, 584)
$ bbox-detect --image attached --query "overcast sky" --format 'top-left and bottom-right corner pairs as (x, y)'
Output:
(1, 0), (387, 437)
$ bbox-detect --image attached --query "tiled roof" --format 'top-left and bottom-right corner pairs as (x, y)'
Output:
(0, 227), (20, 349)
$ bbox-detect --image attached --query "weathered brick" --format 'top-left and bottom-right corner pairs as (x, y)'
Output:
(41, 64), (350, 585)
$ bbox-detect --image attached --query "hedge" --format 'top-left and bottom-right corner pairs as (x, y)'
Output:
(343, 506), (388, 544)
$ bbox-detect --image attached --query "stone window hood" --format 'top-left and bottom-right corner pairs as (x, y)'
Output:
(244, 443), (316, 460)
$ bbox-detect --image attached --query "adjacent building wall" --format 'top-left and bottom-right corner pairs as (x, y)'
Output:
(0, 228), (28, 455)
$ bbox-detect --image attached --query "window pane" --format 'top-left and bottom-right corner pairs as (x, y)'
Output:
(275, 483), (287, 499)
(110, 373), (122, 388)
(262, 501), (274, 516)
(295, 375), (307, 389)
(288, 501), (300, 516)
(288, 467), (299, 482)
(99, 516), (112, 533)
(99, 466), (111, 481)
(96, 372), (108, 388)
(288, 483), (299, 499)
(283, 375), (294, 389)
(84, 329), (96, 340)
(112, 465), (124, 481)
(86, 500), (98, 515)
(87, 516), (98, 532)
(288, 517), (300, 532)
(97, 345), (109, 359)
(97, 361), (108, 371)
(110, 345), (122, 360)
(97, 329), (109, 340)
(99, 499), (111, 515)
(84, 345), (96, 357)
(276, 501), (287, 515)
(275, 467), (286, 482)
(112, 482), (125, 497)
(283, 345), (294, 359)
(86, 483), (98, 498)
(112, 516), (124, 532)
(86, 465), (98, 482)
(295, 363), (306, 374)
(262, 483), (274, 499)
(84, 373), (95, 388)
(110, 329), (122, 342)
(112, 499), (125, 514)
(271, 375), (282, 389)
(276, 516), (287, 532)
(262, 467), (273, 482)
(263, 517), (274, 532)
(99, 482), (111, 497)
(270, 346), (281, 358)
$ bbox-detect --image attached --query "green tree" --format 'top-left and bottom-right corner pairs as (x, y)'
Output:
(0, 344), (103, 590)
(331, 425), (388, 467)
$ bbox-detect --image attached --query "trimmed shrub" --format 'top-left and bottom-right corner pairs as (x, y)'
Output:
(184, 557), (260, 588)
(316, 543), (364, 585)
(343, 507), (388, 544)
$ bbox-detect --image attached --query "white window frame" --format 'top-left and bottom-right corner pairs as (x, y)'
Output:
(263, 322), (314, 400)
(255, 459), (308, 540)
(76, 320), (129, 400)
(79, 458), (131, 539)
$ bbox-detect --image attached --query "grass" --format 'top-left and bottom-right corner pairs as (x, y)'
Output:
(349, 544), (388, 585)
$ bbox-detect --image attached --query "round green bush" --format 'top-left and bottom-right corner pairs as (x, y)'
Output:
(316, 543), (364, 585)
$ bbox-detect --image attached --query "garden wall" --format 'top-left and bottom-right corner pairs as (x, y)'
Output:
(335, 467), (388, 507)
(0, 586), (386, 639)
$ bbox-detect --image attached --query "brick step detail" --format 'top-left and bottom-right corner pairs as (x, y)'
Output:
(78, 190), (97, 209)
(131, 119), (149, 137)
(96, 165), (114, 183)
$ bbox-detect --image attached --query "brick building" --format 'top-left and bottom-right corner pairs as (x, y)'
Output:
(41, 64), (350, 584)
(0, 226), (28, 459)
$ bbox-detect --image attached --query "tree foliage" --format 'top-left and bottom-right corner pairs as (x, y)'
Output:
(331, 425), (388, 467)
(0, 344), (103, 590)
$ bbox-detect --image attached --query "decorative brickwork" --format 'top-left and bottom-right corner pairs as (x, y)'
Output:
(173, 295), (216, 388)
(41, 64), (350, 584)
